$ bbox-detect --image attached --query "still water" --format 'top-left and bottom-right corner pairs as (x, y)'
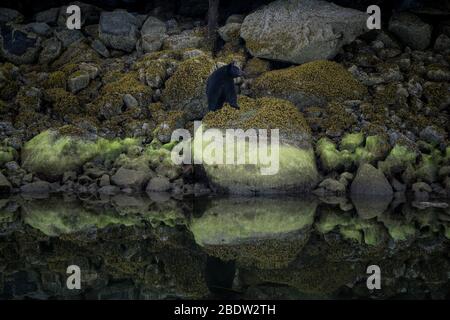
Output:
(0, 194), (449, 299)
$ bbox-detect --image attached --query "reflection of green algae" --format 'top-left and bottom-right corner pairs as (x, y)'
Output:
(190, 197), (316, 269)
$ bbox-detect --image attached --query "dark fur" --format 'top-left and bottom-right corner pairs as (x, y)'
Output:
(206, 62), (243, 111)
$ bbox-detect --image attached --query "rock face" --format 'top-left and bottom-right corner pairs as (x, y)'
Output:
(98, 10), (139, 52)
(140, 16), (167, 53)
(388, 13), (432, 50)
(240, 0), (367, 64)
(351, 163), (393, 197)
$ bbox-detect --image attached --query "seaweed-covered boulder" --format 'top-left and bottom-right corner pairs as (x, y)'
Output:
(0, 24), (41, 65)
(240, 0), (367, 64)
(162, 55), (215, 120)
(98, 9), (139, 52)
(252, 60), (366, 109)
(200, 96), (318, 194)
(190, 197), (316, 269)
(21, 127), (138, 180)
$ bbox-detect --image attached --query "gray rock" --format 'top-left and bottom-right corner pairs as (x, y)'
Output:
(146, 176), (171, 192)
(25, 22), (52, 37)
(166, 18), (180, 35)
(351, 163), (393, 197)
(318, 178), (346, 194)
(98, 185), (119, 195)
(0, 172), (12, 193)
(163, 29), (203, 50)
(388, 12), (432, 50)
(412, 182), (432, 193)
(434, 34), (450, 53)
(99, 174), (110, 187)
(99, 10), (139, 52)
(352, 194), (391, 219)
(226, 14), (245, 24)
(79, 63), (99, 80)
(141, 16), (167, 53)
(55, 29), (84, 47)
(67, 71), (90, 93)
(20, 181), (51, 194)
(240, 0), (367, 64)
(111, 167), (150, 190)
(391, 178), (406, 192)
(0, 7), (23, 23)
(123, 94), (138, 108)
(0, 24), (41, 65)
(91, 39), (110, 58)
(218, 23), (241, 42)
(35, 7), (59, 25)
(39, 37), (62, 64)
(420, 126), (445, 146)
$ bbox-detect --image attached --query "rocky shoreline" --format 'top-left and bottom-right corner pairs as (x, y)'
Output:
(0, 0), (449, 201)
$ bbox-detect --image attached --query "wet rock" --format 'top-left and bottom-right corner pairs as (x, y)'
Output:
(67, 71), (90, 93)
(412, 201), (449, 210)
(140, 16), (167, 53)
(39, 37), (62, 64)
(419, 126), (445, 146)
(146, 176), (171, 192)
(54, 29), (84, 48)
(351, 163), (393, 197)
(0, 24), (41, 64)
(317, 178), (346, 194)
(352, 194), (391, 219)
(388, 12), (432, 50)
(218, 22), (241, 43)
(24, 22), (52, 37)
(0, 171), (12, 193)
(99, 10), (139, 52)
(123, 94), (138, 108)
(240, 0), (367, 64)
(434, 34), (450, 53)
(98, 185), (119, 195)
(111, 167), (150, 190)
(20, 181), (50, 194)
(163, 29), (203, 50)
(91, 39), (110, 58)
(0, 8), (23, 24)
(34, 7), (59, 25)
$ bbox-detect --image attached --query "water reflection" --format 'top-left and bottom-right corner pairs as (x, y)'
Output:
(0, 194), (449, 299)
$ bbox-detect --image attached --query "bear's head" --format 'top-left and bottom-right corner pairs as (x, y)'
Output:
(227, 62), (244, 78)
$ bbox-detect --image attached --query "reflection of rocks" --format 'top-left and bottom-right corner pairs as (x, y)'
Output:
(190, 197), (317, 269)
(351, 194), (392, 219)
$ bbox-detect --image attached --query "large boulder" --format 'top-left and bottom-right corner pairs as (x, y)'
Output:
(388, 12), (432, 50)
(240, 0), (367, 64)
(199, 96), (319, 194)
(98, 9), (139, 52)
(22, 127), (138, 180)
(140, 16), (167, 53)
(252, 60), (366, 109)
(161, 55), (215, 120)
(0, 24), (41, 65)
(351, 163), (393, 197)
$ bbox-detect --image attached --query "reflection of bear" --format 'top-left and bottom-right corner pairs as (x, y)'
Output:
(206, 62), (243, 111)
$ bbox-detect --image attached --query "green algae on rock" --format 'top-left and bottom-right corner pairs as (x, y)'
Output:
(21, 127), (139, 179)
(200, 96), (318, 194)
(252, 60), (366, 109)
(190, 197), (316, 269)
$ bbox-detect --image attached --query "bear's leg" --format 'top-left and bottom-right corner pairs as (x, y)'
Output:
(225, 81), (239, 109)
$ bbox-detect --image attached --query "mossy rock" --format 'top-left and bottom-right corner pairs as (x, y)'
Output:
(244, 57), (271, 77)
(198, 96), (318, 194)
(161, 56), (216, 120)
(0, 146), (16, 166)
(340, 132), (364, 152)
(22, 128), (139, 180)
(190, 197), (316, 269)
(252, 60), (366, 109)
(378, 144), (417, 177)
(316, 137), (353, 172)
(45, 88), (80, 118)
(0, 63), (20, 100)
(44, 71), (67, 89)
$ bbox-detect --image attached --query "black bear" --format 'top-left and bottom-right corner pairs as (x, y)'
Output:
(206, 62), (244, 112)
